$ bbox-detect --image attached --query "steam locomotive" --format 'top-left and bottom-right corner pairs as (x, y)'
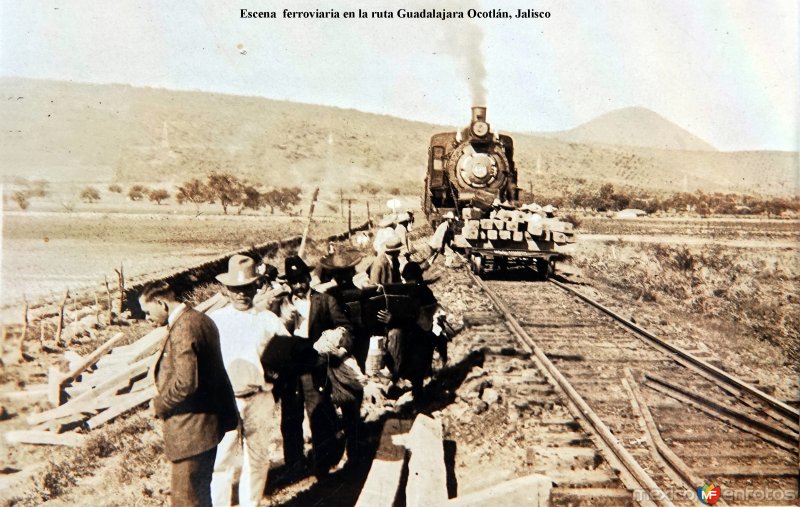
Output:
(422, 107), (575, 278)
(423, 106), (519, 223)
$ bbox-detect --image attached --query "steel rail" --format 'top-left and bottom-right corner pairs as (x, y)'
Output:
(470, 272), (673, 507)
(549, 278), (799, 424)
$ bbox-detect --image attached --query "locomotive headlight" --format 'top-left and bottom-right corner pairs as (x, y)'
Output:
(472, 121), (489, 137)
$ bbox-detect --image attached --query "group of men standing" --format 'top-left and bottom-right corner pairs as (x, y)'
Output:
(141, 223), (446, 506)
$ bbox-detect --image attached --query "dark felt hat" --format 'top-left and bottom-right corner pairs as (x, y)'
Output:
(284, 256), (311, 283)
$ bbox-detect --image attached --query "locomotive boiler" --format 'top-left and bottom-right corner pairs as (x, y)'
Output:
(423, 106), (519, 223)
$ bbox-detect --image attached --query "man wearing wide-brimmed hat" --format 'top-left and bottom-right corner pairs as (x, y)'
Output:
(207, 254), (290, 507)
(275, 255), (354, 478)
(317, 248), (368, 465)
(369, 235), (404, 285)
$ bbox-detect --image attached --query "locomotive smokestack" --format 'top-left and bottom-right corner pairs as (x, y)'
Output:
(471, 106), (487, 123)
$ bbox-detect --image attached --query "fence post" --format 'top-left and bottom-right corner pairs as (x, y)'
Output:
(114, 264), (125, 316)
(56, 289), (69, 345)
(17, 300), (29, 361)
(104, 276), (113, 324)
(348, 199), (352, 240)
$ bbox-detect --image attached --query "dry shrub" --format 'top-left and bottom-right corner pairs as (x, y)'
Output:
(18, 411), (163, 505)
(38, 461), (77, 501)
(562, 213), (582, 229)
(575, 241), (800, 364)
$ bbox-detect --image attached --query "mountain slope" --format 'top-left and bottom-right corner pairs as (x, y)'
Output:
(1, 78), (795, 197)
(546, 106), (716, 152)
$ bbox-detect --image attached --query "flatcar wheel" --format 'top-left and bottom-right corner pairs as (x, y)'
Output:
(471, 255), (484, 276)
(535, 258), (554, 280)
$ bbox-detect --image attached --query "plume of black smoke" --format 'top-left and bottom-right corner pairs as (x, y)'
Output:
(439, 21), (488, 106)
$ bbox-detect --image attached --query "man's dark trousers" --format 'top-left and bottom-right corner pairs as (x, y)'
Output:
(171, 447), (217, 507)
(279, 371), (343, 475)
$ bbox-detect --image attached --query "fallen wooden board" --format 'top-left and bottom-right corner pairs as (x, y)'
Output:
(4, 430), (86, 447)
(448, 474), (552, 506)
(405, 414), (448, 507)
(28, 356), (153, 426)
(86, 386), (156, 430)
(355, 418), (412, 507)
(62, 332), (126, 385)
(0, 387), (49, 402)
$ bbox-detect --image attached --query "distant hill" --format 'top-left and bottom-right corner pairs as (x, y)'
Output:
(1, 78), (796, 198)
(543, 106), (717, 152)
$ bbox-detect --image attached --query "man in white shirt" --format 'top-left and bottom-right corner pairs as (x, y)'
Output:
(208, 255), (290, 507)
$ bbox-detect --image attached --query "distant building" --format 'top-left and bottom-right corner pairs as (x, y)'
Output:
(615, 209), (648, 219)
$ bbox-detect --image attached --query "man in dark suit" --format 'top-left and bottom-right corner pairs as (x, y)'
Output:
(139, 281), (237, 507)
(276, 255), (354, 478)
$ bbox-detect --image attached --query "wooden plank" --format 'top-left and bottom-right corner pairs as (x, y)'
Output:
(4, 430), (86, 447)
(28, 356), (153, 426)
(86, 386), (156, 430)
(406, 414), (448, 507)
(355, 418), (412, 507)
(0, 387), (49, 401)
(110, 327), (166, 362)
(448, 474), (552, 507)
(62, 332), (126, 385)
(95, 352), (140, 368)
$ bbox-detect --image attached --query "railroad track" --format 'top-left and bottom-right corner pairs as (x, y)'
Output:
(467, 269), (798, 506)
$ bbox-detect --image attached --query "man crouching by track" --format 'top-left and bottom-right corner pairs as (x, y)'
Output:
(140, 281), (238, 507)
(207, 254), (291, 507)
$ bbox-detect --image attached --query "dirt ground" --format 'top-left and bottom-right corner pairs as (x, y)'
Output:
(569, 215), (799, 399)
(0, 214), (796, 506)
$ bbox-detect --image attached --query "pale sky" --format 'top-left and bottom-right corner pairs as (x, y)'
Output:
(2, 0), (798, 151)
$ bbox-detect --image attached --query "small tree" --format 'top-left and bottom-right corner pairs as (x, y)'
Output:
(263, 186), (302, 214)
(108, 184), (123, 193)
(176, 178), (211, 214)
(128, 185), (148, 201)
(148, 188), (170, 205)
(206, 172), (244, 215)
(80, 186), (101, 203)
(238, 185), (263, 214)
(277, 186), (302, 213)
(12, 191), (29, 210)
